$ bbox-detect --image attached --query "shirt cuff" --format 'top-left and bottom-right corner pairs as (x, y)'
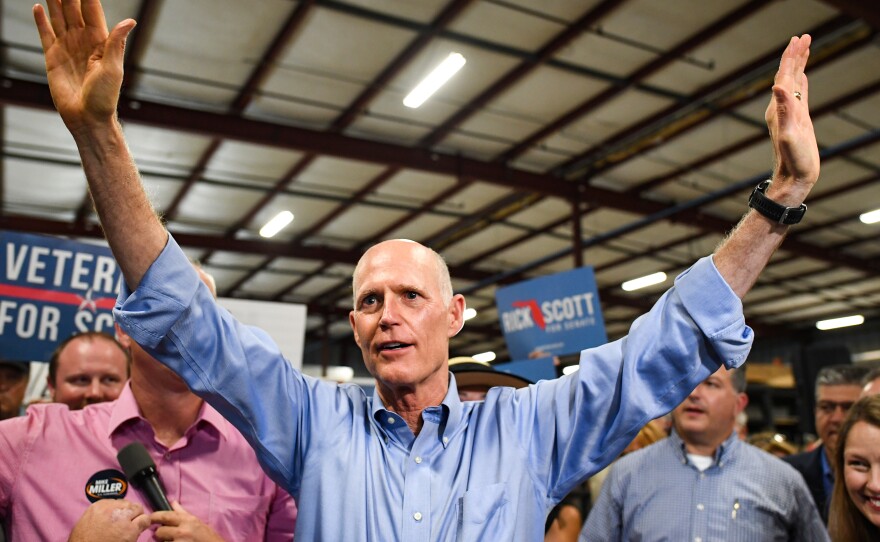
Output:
(113, 234), (201, 349)
(676, 255), (752, 369)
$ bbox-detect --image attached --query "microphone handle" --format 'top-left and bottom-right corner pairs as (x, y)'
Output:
(141, 474), (173, 511)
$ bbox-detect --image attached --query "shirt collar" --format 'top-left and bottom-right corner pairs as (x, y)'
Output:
(107, 383), (229, 440)
(670, 427), (741, 467)
(368, 373), (464, 445)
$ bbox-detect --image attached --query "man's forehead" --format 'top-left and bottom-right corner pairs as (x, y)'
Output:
(357, 241), (436, 277)
(818, 383), (862, 398)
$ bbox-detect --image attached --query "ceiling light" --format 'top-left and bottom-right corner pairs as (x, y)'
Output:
(816, 315), (864, 331)
(463, 308), (477, 321)
(259, 211), (294, 238)
(860, 208), (880, 224)
(621, 271), (667, 292)
(403, 52), (466, 109)
(472, 351), (496, 363)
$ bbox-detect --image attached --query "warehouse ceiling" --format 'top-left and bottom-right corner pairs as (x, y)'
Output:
(1, 0), (879, 366)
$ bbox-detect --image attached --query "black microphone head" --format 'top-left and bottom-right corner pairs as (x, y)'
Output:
(117, 442), (156, 482)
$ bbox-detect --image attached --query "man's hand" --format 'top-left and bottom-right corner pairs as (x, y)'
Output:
(764, 34), (820, 203)
(68, 499), (150, 542)
(33, 0), (136, 134)
(151, 501), (226, 542)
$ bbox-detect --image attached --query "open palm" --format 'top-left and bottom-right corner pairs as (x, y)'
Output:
(33, 0), (135, 132)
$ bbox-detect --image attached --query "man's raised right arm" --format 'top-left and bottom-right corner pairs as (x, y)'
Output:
(34, 0), (165, 290)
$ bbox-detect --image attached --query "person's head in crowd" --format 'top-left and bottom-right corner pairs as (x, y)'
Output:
(860, 367), (880, 398)
(47, 332), (130, 410)
(350, 240), (466, 406)
(672, 365), (747, 455)
(828, 394), (880, 541)
(748, 431), (798, 457)
(0, 361), (29, 420)
(814, 364), (869, 461)
(447, 356), (531, 401)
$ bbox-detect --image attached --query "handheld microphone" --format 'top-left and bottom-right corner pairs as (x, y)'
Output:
(117, 442), (173, 511)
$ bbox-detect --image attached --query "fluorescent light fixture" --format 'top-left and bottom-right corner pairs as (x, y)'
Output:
(463, 308), (477, 321)
(816, 314), (864, 331)
(259, 211), (294, 238)
(562, 365), (580, 376)
(472, 351), (496, 363)
(860, 208), (880, 224)
(621, 271), (667, 292)
(403, 52), (466, 109)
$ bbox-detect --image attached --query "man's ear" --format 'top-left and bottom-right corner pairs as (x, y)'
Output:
(46, 375), (56, 399)
(114, 323), (132, 348)
(349, 311), (360, 344)
(448, 294), (466, 338)
(735, 392), (749, 413)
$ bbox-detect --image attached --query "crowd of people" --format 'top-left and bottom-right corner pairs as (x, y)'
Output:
(0, 0), (878, 540)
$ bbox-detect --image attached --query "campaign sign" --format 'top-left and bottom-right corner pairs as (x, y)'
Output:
(1, 231), (121, 362)
(495, 266), (606, 360)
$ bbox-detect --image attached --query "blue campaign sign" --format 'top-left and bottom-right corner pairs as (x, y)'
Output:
(495, 266), (606, 360)
(0, 231), (122, 362)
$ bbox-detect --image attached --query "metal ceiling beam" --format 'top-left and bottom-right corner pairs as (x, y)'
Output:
(558, 16), (869, 178)
(419, 27), (878, 285)
(423, 0), (628, 147)
(821, 0), (880, 29)
(405, 0), (777, 251)
(498, 0), (771, 163)
(329, 0), (476, 131)
(0, 76), (580, 199)
(161, 0), (316, 221)
(0, 214), (361, 263)
(626, 77), (880, 196)
(220, 0), (477, 295)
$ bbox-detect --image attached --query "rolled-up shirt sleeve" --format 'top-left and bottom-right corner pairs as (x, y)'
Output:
(509, 254), (753, 501)
(114, 235), (317, 494)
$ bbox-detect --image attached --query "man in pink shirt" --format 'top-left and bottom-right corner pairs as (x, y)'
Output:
(0, 268), (296, 541)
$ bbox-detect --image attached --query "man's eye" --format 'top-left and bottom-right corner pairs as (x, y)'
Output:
(362, 294), (377, 306)
(405, 291), (419, 300)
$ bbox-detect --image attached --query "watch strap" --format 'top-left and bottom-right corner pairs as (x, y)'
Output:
(748, 180), (807, 225)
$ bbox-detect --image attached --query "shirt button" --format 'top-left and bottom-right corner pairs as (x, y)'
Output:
(164, 452), (171, 460)
(413, 512), (422, 521)
(442, 437), (448, 444)
(387, 417), (395, 424)
(697, 504), (704, 511)
(700, 473), (705, 479)
(695, 538), (702, 542)
(414, 456), (422, 464)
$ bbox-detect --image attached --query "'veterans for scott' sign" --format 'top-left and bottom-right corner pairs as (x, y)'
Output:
(0, 231), (122, 361)
(495, 266), (606, 360)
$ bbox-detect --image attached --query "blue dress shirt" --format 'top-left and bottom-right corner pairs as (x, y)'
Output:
(582, 431), (830, 542)
(115, 235), (753, 541)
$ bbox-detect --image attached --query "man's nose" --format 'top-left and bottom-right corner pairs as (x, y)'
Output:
(379, 297), (400, 326)
(85, 379), (103, 398)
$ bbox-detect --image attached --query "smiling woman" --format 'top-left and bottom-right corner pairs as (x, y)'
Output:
(829, 394), (880, 542)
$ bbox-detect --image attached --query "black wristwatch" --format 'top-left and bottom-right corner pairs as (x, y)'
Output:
(748, 180), (807, 225)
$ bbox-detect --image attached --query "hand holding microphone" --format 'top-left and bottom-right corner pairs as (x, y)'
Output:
(117, 442), (172, 512)
(117, 443), (224, 541)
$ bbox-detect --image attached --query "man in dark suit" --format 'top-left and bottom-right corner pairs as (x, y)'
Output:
(784, 364), (868, 524)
